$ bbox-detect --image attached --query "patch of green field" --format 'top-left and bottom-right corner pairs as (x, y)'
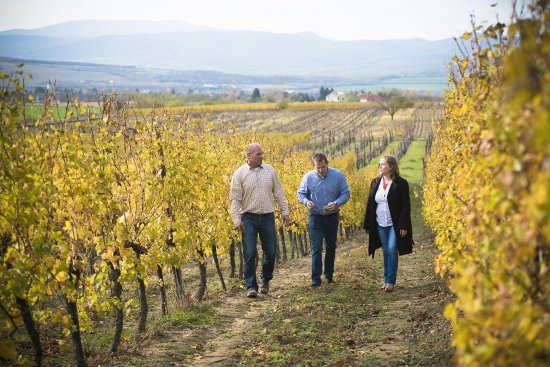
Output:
(400, 139), (427, 184)
(366, 138), (404, 167)
(23, 104), (101, 121)
(364, 137), (426, 181)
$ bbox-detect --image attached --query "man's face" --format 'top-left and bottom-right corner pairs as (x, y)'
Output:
(314, 160), (328, 177)
(247, 146), (263, 168)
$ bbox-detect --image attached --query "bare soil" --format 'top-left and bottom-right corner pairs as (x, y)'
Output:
(102, 231), (453, 367)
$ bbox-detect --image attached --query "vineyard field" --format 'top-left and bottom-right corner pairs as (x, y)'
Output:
(3, 3), (548, 366)
(1, 72), (442, 366)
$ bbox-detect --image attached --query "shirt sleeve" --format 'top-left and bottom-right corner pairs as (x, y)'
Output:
(272, 168), (290, 216)
(335, 171), (351, 207)
(229, 169), (243, 225)
(297, 173), (310, 206)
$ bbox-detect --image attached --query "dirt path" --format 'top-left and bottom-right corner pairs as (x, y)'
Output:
(127, 239), (363, 367)
(349, 237), (453, 366)
(192, 256), (315, 366)
(116, 232), (452, 367)
(191, 242), (366, 366)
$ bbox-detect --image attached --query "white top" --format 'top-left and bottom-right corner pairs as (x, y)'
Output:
(375, 179), (393, 227)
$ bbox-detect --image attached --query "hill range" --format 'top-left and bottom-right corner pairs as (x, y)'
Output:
(0, 20), (457, 92)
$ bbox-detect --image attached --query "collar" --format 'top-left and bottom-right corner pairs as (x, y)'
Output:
(247, 162), (263, 170)
(316, 167), (330, 179)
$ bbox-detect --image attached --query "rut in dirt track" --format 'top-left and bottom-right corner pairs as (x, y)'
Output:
(179, 239), (364, 366)
(136, 232), (451, 367)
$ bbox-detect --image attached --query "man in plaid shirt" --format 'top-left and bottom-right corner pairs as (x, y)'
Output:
(230, 143), (290, 298)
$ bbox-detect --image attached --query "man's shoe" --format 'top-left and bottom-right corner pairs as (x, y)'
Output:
(311, 283), (321, 289)
(259, 282), (269, 294)
(246, 288), (258, 298)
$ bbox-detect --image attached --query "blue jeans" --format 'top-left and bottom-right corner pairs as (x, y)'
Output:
(241, 212), (277, 290)
(376, 223), (398, 285)
(308, 212), (339, 286)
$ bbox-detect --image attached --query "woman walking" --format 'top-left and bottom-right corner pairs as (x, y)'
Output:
(363, 155), (413, 292)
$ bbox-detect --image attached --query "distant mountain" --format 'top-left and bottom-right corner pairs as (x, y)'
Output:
(0, 20), (458, 79)
(0, 56), (353, 93)
(1, 19), (217, 38)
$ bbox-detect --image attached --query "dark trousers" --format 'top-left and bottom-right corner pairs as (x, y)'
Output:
(241, 212), (277, 290)
(308, 212), (339, 286)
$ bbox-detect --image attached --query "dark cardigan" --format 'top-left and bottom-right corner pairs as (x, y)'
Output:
(363, 175), (413, 258)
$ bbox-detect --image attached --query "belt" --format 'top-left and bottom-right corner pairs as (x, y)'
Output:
(311, 211), (339, 216)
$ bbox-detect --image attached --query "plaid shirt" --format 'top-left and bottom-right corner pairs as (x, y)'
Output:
(230, 163), (289, 225)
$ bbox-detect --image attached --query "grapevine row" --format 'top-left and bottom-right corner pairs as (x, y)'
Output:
(423, 4), (550, 366)
(0, 73), (371, 366)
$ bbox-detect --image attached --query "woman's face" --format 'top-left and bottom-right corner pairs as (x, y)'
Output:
(379, 158), (391, 177)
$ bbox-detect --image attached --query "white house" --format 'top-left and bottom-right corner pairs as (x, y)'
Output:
(326, 91), (345, 102)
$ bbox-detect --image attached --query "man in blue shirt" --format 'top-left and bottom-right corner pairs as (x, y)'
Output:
(297, 153), (350, 288)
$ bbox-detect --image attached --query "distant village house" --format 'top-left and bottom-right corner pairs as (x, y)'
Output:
(359, 93), (385, 103)
(326, 91), (345, 102)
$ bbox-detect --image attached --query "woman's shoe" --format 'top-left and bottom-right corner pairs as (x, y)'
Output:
(384, 284), (394, 293)
(380, 284), (387, 290)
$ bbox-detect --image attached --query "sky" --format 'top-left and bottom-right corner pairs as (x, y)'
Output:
(1, 0), (518, 41)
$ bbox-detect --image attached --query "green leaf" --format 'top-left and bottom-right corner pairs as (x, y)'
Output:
(0, 339), (18, 361)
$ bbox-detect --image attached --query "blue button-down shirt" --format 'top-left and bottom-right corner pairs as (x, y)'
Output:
(297, 167), (350, 215)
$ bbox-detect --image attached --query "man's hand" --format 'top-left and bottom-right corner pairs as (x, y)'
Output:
(306, 200), (316, 209)
(400, 229), (407, 237)
(282, 214), (291, 228)
(325, 201), (338, 212)
(233, 223), (243, 231)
